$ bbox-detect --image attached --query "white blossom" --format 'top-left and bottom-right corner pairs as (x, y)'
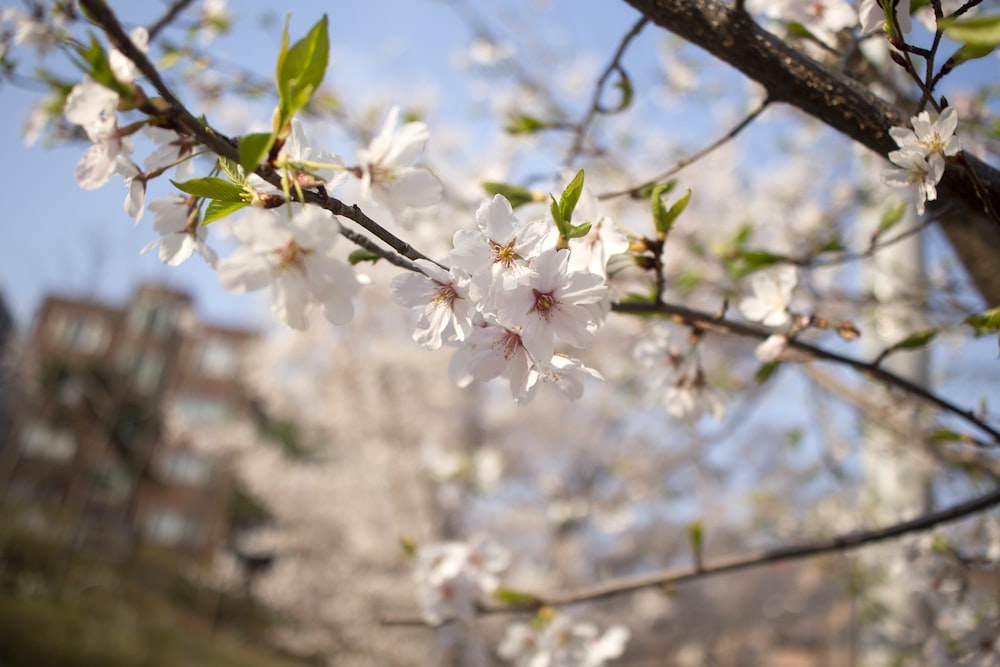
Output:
(391, 259), (474, 350)
(738, 265), (798, 327)
(889, 107), (961, 159)
(217, 204), (359, 330)
(882, 149), (944, 215)
(498, 614), (630, 667)
(355, 105), (442, 220)
(412, 536), (510, 625)
(141, 196), (217, 267)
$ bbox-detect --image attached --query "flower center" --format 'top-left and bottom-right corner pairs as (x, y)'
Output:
(489, 239), (522, 269)
(432, 282), (458, 307)
(531, 289), (558, 321)
(274, 240), (309, 273)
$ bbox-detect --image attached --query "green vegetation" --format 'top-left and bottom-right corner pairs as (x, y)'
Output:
(0, 521), (303, 667)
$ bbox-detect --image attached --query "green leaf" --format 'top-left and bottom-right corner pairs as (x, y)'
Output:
(928, 428), (966, 443)
(494, 588), (539, 606)
(940, 14), (1000, 48)
(559, 169), (585, 227)
(875, 201), (907, 240)
(549, 194), (566, 237)
(729, 250), (788, 278)
(399, 537), (416, 558)
(816, 236), (845, 254)
(239, 131), (275, 175)
(482, 181), (534, 209)
(203, 199), (248, 225)
(348, 249), (383, 266)
(947, 41), (997, 68)
(755, 361), (781, 384)
(506, 114), (550, 134)
(276, 14), (330, 128)
(652, 188), (690, 237)
(70, 33), (132, 99)
(608, 67), (633, 112)
(890, 329), (939, 352)
(171, 177), (247, 202)
(688, 520), (703, 565)
(566, 221), (592, 240)
(964, 307), (1000, 336)
(217, 156), (247, 185)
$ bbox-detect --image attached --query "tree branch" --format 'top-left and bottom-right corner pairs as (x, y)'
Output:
(617, 0), (1000, 305)
(612, 300), (1000, 443)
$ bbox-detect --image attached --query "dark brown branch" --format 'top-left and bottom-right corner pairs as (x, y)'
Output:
(617, 0), (1000, 304)
(382, 483), (1000, 623)
(611, 300), (1000, 443)
(540, 483), (1000, 607)
(78, 0), (432, 269)
(147, 0), (197, 41)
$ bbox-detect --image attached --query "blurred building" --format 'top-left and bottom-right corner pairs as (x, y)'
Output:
(0, 284), (256, 558)
(0, 289), (14, 450)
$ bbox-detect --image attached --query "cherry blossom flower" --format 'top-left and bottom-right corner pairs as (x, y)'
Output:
(390, 259), (474, 350)
(141, 196), (217, 267)
(755, 333), (788, 362)
(498, 613), (630, 667)
(534, 354), (604, 401)
(755, 0), (856, 44)
(635, 325), (725, 425)
(495, 248), (607, 362)
(889, 107), (961, 159)
(143, 125), (199, 180)
(108, 26), (148, 84)
(565, 182), (629, 277)
(63, 77), (133, 190)
(859, 0), (911, 34)
(738, 265), (798, 327)
(882, 149), (944, 215)
(217, 204), (359, 330)
(354, 105), (442, 220)
(412, 536), (510, 625)
(116, 158), (147, 223)
(451, 194), (554, 303)
(449, 319), (538, 404)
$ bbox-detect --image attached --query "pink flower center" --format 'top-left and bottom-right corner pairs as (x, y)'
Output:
(432, 281), (458, 307)
(531, 289), (558, 321)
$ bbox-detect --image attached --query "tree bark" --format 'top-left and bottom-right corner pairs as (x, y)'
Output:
(620, 0), (1000, 305)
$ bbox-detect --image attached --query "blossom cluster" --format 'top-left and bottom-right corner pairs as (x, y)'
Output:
(413, 536), (629, 667)
(392, 187), (626, 405)
(882, 107), (962, 215)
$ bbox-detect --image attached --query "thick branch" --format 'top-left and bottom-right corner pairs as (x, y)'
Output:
(619, 0), (1000, 304)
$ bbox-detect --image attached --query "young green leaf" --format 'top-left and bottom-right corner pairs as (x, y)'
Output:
(506, 114), (550, 134)
(754, 360), (781, 384)
(276, 14), (330, 128)
(348, 249), (383, 266)
(652, 187), (690, 238)
(940, 14), (1000, 48)
(239, 131), (275, 175)
(482, 181), (535, 209)
(203, 199), (248, 225)
(889, 329), (939, 352)
(558, 169), (585, 227)
(171, 177), (247, 202)
(217, 156), (247, 185)
(566, 221), (592, 239)
(494, 588), (539, 606)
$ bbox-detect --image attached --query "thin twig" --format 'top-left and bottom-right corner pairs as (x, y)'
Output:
(147, 0), (197, 41)
(597, 97), (770, 200)
(611, 300), (1000, 443)
(564, 16), (649, 163)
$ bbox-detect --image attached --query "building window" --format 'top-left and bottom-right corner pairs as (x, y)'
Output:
(170, 393), (231, 425)
(20, 419), (77, 461)
(194, 338), (240, 379)
(127, 302), (176, 338)
(48, 311), (111, 355)
(158, 450), (211, 486)
(133, 350), (165, 394)
(145, 508), (202, 548)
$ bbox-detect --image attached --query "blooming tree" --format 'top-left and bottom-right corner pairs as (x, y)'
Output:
(3, 0), (1000, 665)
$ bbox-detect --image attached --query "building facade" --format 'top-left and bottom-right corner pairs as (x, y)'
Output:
(0, 285), (256, 558)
